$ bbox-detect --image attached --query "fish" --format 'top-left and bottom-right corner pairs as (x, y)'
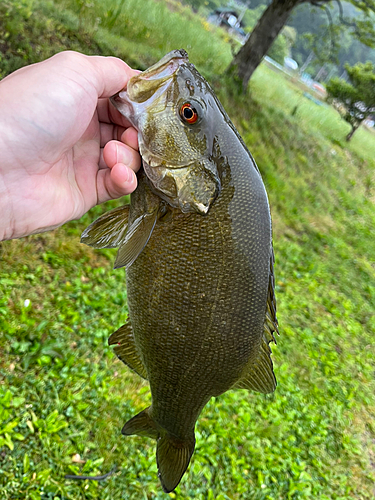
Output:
(81, 49), (278, 493)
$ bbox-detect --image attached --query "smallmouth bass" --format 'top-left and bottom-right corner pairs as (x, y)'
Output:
(81, 49), (279, 493)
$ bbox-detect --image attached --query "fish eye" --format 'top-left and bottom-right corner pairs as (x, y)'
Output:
(180, 102), (199, 124)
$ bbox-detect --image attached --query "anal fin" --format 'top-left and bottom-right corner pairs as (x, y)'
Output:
(122, 407), (158, 439)
(109, 323), (148, 379)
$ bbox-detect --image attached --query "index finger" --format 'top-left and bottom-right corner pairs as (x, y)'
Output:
(97, 98), (133, 128)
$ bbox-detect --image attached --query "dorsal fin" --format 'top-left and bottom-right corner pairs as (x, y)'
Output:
(265, 244), (279, 343)
(233, 245), (279, 394)
(80, 205), (129, 249)
(233, 338), (276, 394)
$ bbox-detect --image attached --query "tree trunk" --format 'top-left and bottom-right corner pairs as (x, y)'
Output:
(227, 0), (302, 90)
(346, 124), (358, 141)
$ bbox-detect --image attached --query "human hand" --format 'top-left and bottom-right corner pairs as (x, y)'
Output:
(0, 51), (141, 241)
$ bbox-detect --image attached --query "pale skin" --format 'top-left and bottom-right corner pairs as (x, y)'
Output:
(0, 51), (141, 241)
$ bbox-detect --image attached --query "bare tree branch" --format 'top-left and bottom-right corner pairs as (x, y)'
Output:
(321, 4), (336, 57)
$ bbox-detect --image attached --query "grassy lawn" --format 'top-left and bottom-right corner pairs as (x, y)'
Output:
(1, 0), (375, 499)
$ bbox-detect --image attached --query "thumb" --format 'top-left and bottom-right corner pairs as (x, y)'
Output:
(86, 54), (139, 98)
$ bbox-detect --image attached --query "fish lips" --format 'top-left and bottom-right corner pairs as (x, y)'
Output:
(110, 51), (221, 216)
(111, 87), (220, 215)
(110, 49), (188, 124)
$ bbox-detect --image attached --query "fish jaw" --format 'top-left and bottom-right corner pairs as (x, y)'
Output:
(142, 159), (219, 215)
(127, 49), (188, 102)
(110, 49), (221, 215)
(110, 49), (188, 128)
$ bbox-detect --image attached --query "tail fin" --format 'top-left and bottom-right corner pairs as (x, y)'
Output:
(121, 407), (195, 492)
(156, 433), (195, 493)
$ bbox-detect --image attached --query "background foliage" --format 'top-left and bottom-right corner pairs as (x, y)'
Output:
(1, 0), (375, 499)
(326, 61), (375, 140)
(181, 0), (375, 81)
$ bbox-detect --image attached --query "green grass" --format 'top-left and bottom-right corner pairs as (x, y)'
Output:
(50, 0), (235, 75)
(1, 0), (375, 499)
(249, 64), (375, 164)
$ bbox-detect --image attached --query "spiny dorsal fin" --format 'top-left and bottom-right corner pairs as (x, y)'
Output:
(81, 205), (129, 249)
(114, 210), (158, 269)
(233, 245), (278, 394)
(109, 323), (148, 379)
(156, 433), (195, 493)
(265, 244), (279, 343)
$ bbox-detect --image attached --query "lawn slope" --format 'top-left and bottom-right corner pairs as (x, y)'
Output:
(1, 1), (374, 499)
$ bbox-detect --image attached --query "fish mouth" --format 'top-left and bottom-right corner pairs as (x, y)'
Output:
(110, 50), (219, 216)
(110, 49), (191, 169)
(110, 49), (188, 123)
(128, 49), (188, 99)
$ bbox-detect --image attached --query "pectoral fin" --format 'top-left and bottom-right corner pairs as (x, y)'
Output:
(81, 205), (129, 249)
(108, 323), (148, 379)
(114, 210), (158, 269)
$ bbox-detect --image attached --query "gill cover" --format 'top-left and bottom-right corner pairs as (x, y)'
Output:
(111, 49), (221, 215)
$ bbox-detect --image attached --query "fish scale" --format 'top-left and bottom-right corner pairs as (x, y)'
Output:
(81, 49), (279, 493)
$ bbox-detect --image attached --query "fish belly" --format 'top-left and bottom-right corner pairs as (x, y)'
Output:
(126, 178), (271, 437)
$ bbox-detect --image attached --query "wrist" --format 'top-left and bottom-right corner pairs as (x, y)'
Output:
(0, 129), (14, 241)
(0, 76), (59, 241)
(0, 186), (14, 241)
(0, 78), (19, 240)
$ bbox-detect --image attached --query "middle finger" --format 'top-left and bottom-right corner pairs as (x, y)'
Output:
(99, 122), (125, 147)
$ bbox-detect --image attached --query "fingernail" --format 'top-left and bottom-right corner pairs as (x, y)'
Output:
(121, 166), (133, 184)
(118, 146), (132, 166)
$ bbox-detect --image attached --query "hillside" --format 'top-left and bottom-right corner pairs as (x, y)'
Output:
(1, 1), (374, 499)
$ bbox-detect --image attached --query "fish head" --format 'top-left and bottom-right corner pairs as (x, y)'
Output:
(111, 50), (222, 215)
